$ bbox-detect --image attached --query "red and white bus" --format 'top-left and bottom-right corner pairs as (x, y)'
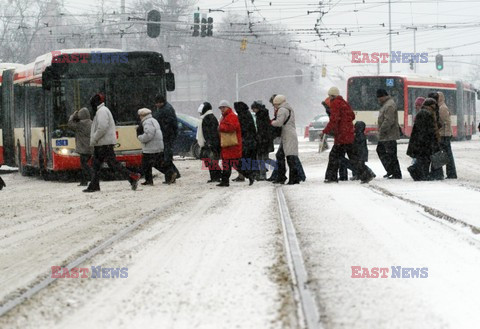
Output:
(0, 49), (175, 177)
(347, 74), (477, 142)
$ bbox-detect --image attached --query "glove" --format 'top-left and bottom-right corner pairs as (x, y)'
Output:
(136, 124), (144, 136)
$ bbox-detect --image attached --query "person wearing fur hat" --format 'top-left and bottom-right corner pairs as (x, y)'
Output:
(197, 102), (221, 183)
(271, 95), (303, 184)
(217, 100), (254, 187)
(251, 101), (274, 180)
(376, 88), (402, 179)
(83, 93), (141, 192)
(322, 87), (374, 184)
(407, 98), (438, 181)
(137, 108), (176, 185)
(68, 107), (93, 186)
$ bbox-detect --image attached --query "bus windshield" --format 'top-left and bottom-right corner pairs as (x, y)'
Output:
(54, 76), (165, 132)
(348, 77), (405, 112)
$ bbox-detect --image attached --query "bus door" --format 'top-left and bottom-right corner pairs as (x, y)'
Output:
(24, 85), (32, 164)
(44, 89), (53, 168)
(1, 69), (15, 166)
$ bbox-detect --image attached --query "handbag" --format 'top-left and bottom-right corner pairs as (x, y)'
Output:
(431, 149), (448, 169)
(220, 131), (238, 147)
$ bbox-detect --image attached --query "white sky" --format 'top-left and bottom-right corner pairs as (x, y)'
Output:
(63, 0), (480, 80)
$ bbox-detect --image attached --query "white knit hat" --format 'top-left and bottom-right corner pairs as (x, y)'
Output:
(327, 86), (340, 96)
(273, 94), (286, 105)
(137, 108), (152, 116)
(218, 100), (231, 108)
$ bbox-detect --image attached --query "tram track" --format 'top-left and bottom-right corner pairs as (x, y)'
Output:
(0, 196), (184, 318)
(276, 187), (322, 329)
(367, 183), (480, 237)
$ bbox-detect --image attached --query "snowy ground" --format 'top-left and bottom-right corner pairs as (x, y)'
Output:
(0, 135), (479, 328)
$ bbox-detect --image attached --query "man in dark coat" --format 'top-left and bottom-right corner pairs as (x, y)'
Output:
(234, 101), (257, 180)
(153, 94), (180, 182)
(251, 101), (274, 180)
(197, 102), (221, 183)
(323, 87), (374, 184)
(376, 89), (402, 179)
(427, 92), (445, 180)
(407, 98), (438, 181)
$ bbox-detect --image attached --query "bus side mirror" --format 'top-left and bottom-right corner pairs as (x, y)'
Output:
(166, 72), (175, 92)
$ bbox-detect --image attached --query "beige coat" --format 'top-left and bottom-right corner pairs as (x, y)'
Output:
(271, 102), (298, 156)
(437, 92), (452, 137)
(378, 96), (400, 142)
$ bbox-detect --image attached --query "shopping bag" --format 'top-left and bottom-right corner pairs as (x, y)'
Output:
(431, 150), (448, 169)
(220, 131), (238, 148)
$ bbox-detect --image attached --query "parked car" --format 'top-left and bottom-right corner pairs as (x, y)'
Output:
(305, 114), (329, 141)
(174, 113), (201, 159)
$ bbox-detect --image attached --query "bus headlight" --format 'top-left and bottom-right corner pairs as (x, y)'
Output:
(60, 148), (69, 155)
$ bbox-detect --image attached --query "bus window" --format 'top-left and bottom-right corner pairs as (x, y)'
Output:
(347, 77), (404, 112)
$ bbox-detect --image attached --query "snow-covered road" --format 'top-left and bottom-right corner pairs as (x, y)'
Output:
(1, 136), (479, 328)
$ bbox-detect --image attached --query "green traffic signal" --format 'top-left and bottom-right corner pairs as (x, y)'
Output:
(435, 54), (444, 71)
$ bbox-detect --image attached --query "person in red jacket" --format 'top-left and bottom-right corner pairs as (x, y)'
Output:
(322, 87), (374, 184)
(217, 100), (254, 187)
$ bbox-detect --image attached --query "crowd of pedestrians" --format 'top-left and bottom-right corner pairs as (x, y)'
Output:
(0, 86), (464, 191)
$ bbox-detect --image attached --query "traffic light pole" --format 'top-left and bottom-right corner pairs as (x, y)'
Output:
(235, 73), (310, 101)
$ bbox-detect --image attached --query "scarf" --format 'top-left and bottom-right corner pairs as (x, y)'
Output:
(196, 110), (214, 147)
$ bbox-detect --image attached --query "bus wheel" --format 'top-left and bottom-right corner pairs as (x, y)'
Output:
(38, 144), (50, 181)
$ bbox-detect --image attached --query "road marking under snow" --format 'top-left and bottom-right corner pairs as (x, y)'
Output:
(276, 187), (322, 329)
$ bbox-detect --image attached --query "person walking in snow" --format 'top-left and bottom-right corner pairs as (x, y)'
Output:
(83, 93), (140, 192)
(197, 102), (221, 183)
(407, 98), (438, 181)
(322, 87), (374, 184)
(137, 108), (176, 185)
(376, 89), (402, 179)
(153, 94), (180, 182)
(437, 91), (457, 179)
(217, 100), (254, 187)
(68, 107), (93, 186)
(251, 101), (274, 181)
(271, 95), (303, 185)
(234, 101), (257, 181)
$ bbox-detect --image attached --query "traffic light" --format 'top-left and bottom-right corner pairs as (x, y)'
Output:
(147, 10), (161, 38)
(409, 59), (414, 70)
(240, 38), (247, 51)
(193, 13), (200, 37)
(201, 16), (207, 37)
(207, 17), (213, 36)
(435, 54), (444, 71)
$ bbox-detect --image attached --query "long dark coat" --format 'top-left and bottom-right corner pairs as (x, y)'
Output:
(202, 113), (220, 153)
(407, 108), (437, 158)
(354, 121), (368, 162)
(255, 107), (274, 154)
(153, 102), (178, 143)
(234, 102), (257, 157)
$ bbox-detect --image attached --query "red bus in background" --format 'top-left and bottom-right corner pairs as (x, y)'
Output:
(0, 49), (175, 177)
(347, 75), (478, 143)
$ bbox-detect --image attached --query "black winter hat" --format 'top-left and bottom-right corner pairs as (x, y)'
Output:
(422, 98), (437, 108)
(251, 101), (265, 110)
(201, 102), (212, 114)
(376, 89), (389, 98)
(427, 92), (439, 102)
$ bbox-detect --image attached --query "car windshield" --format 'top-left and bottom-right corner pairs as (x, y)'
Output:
(177, 113), (200, 127)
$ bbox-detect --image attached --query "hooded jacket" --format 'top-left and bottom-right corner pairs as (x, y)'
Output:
(153, 101), (178, 143)
(137, 114), (164, 154)
(68, 108), (93, 155)
(437, 91), (452, 137)
(90, 103), (117, 147)
(323, 96), (355, 145)
(255, 106), (274, 154)
(378, 96), (400, 141)
(200, 103), (220, 152)
(407, 107), (437, 158)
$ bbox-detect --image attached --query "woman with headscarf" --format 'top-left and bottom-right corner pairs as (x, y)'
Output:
(271, 95), (303, 184)
(197, 102), (221, 183)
